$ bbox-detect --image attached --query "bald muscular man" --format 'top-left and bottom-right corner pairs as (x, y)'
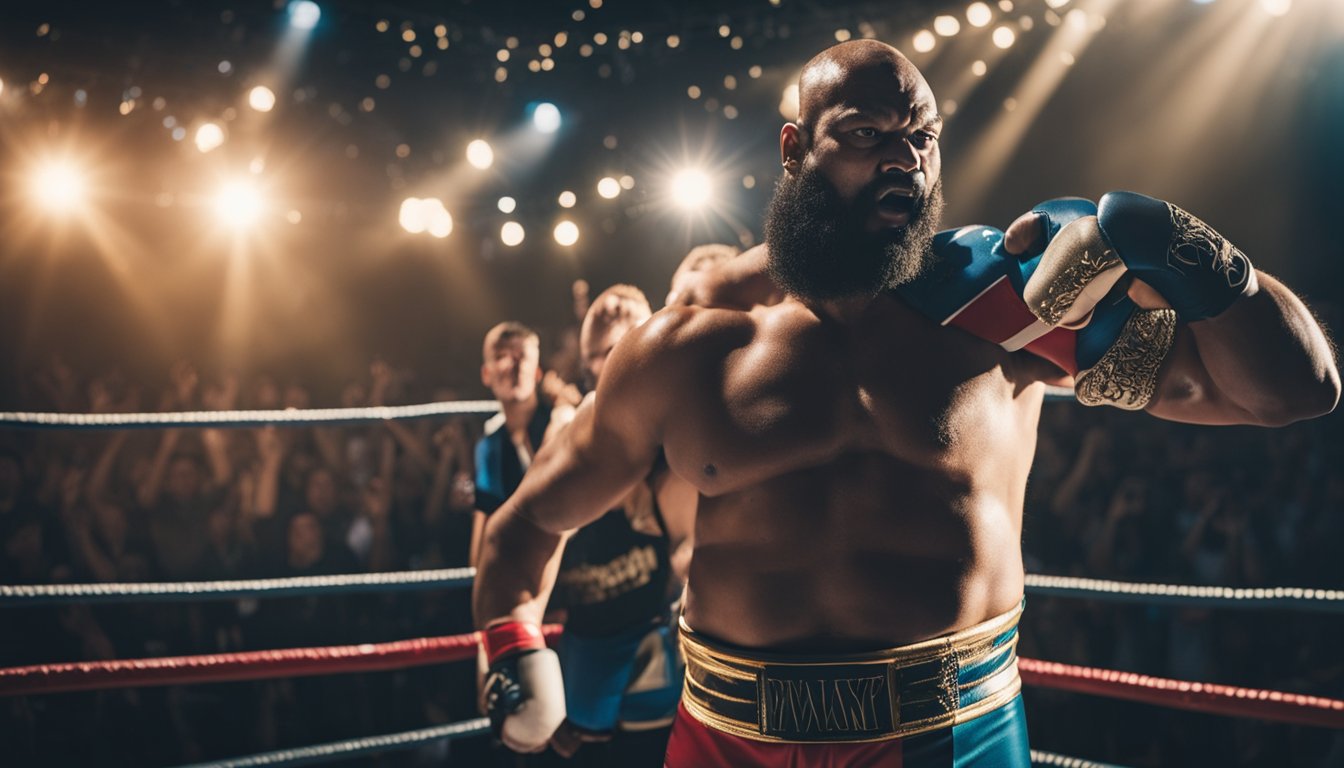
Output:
(475, 41), (1339, 767)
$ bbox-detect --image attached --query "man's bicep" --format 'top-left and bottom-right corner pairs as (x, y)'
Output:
(508, 394), (661, 533)
(1144, 325), (1256, 425)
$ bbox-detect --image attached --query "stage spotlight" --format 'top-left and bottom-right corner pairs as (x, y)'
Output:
(670, 169), (712, 210)
(532, 102), (562, 133)
(597, 176), (621, 199)
(214, 180), (264, 229)
(558, 190), (577, 208)
(913, 30), (937, 53)
(288, 1), (321, 29)
(31, 160), (86, 213)
(934, 15), (961, 36)
(992, 25), (1016, 48)
(249, 86), (277, 112)
(195, 123), (225, 153)
(400, 198), (428, 234)
(426, 200), (453, 238)
(501, 221), (525, 246)
(553, 220), (579, 246)
(466, 139), (494, 169)
(967, 2), (993, 27)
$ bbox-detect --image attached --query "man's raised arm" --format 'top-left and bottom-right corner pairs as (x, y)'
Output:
(1142, 271), (1338, 425)
(1007, 191), (1339, 425)
(471, 312), (682, 753)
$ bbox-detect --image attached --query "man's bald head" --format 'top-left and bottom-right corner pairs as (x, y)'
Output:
(796, 41), (936, 143)
(766, 40), (945, 301)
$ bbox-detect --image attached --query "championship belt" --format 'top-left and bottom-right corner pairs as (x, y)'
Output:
(679, 603), (1023, 743)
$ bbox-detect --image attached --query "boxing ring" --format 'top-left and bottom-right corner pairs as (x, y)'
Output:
(3, 402), (1342, 767)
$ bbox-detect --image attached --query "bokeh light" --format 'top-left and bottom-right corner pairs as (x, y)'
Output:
(501, 221), (525, 246)
(670, 168), (712, 210)
(532, 102), (562, 133)
(195, 123), (225, 153)
(288, 1), (321, 30)
(558, 190), (577, 208)
(498, 196), (516, 213)
(399, 197), (452, 237)
(967, 2), (993, 27)
(992, 25), (1017, 48)
(553, 219), (579, 246)
(248, 86), (277, 112)
(597, 176), (621, 199)
(213, 180), (264, 229)
(466, 139), (494, 169)
(1261, 0), (1291, 16)
(31, 160), (87, 213)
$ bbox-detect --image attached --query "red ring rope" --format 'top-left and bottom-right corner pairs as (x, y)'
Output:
(0, 625), (561, 698)
(1019, 657), (1344, 729)
(5, 635), (1341, 731)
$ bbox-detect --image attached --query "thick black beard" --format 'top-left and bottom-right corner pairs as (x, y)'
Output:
(764, 166), (944, 301)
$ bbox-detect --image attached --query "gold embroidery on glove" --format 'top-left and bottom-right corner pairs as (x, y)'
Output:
(1030, 247), (1122, 326)
(1075, 308), (1176, 410)
(1167, 204), (1252, 290)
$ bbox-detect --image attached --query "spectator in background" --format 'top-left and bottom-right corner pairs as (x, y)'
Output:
(469, 321), (569, 567)
(544, 284), (695, 766)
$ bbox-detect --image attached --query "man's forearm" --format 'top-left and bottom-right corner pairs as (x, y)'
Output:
(1154, 272), (1339, 425)
(472, 505), (567, 629)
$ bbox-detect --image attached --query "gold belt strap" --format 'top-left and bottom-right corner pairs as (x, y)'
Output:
(679, 604), (1023, 744)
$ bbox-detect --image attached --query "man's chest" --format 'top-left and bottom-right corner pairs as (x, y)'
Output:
(664, 321), (1023, 494)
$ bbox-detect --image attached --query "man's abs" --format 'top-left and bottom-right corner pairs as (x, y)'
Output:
(680, 454), (1027, 652)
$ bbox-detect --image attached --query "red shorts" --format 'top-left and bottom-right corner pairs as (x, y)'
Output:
(664, 702), (900, 767)
(663, 697), (1030, 768)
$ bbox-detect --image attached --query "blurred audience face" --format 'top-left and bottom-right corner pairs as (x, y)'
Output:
(580, 286), (652, 386)
(284, 384), (310, 410)
(253, 376), (281, 409)
(207, 505), (234, 550)
(304, 468), (338, 517)
(94, 503), (128, 547)
(480, 324), (541, 405)
(166, 456), (203, 505)
(341, 382), (367, 408)
(287, 512), (324, 570)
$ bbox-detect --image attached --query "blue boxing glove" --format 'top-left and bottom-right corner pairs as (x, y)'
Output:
(1096, 191), (1257, 320)
(902, 196), (1177, 409)
(898, 198), (1097, 374)
(1025, 191), (1257, 326)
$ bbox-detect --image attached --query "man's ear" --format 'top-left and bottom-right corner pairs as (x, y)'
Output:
(480, 362), (492, 388)
(780, 123), (804, 175)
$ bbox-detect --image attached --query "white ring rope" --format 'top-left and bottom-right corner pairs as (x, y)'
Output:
(4, 570), (1340, 612)
(0, 400), (500, 430)
(1026, 574), (1344, 612)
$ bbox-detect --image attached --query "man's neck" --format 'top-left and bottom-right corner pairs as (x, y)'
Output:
(796, 293), (878, 325)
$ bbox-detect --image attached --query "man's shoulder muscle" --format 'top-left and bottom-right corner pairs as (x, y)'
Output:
(595, 305), (753, 428)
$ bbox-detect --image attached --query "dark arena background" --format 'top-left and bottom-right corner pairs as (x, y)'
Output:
(1, 1), (1342, 766)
